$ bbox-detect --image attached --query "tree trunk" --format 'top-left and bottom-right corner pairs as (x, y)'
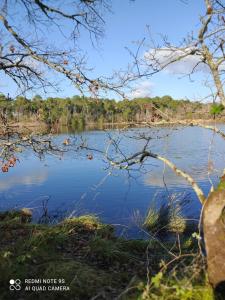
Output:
(203, 175), (225, 299)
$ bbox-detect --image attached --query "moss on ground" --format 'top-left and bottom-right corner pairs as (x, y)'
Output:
(0, 211), (214, 300)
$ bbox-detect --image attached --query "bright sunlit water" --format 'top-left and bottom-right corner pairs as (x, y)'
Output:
(1, 125), (225, 237)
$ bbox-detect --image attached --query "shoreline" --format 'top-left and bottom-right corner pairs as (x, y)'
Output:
(0, 210), (212, 299)
(1, 118), (224, 132)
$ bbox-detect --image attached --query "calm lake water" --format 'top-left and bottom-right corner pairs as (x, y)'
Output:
(1, 125), (225, 237)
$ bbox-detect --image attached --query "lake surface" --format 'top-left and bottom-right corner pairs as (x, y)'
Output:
(1, 125), (225, 237)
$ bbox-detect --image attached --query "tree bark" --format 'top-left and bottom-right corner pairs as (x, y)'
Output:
(203, 175), (225, 299)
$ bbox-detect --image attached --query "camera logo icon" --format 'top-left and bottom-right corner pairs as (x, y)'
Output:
(9, 279), (21, 291)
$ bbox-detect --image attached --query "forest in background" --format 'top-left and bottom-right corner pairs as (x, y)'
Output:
(0, 94), (222, 129)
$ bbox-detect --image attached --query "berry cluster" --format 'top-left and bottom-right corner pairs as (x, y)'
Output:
(1, 157), (18, 173)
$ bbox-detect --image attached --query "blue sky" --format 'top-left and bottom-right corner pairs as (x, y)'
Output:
(1, 0), (212, 101)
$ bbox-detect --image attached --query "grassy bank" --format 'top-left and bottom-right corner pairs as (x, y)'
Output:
(0, 210), (214, 300)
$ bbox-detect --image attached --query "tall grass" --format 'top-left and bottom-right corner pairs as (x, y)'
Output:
(143, 192), (197, 237)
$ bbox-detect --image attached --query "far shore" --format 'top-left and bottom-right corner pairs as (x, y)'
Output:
(1, 118), (224, 134)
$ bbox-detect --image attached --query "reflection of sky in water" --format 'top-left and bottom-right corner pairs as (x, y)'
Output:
(0, 168), (48, 191)
(145, 167), (207, 188)
(0, 125), (225, 234)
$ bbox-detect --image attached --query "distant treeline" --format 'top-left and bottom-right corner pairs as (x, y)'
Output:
(0, 94), (219, 128)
